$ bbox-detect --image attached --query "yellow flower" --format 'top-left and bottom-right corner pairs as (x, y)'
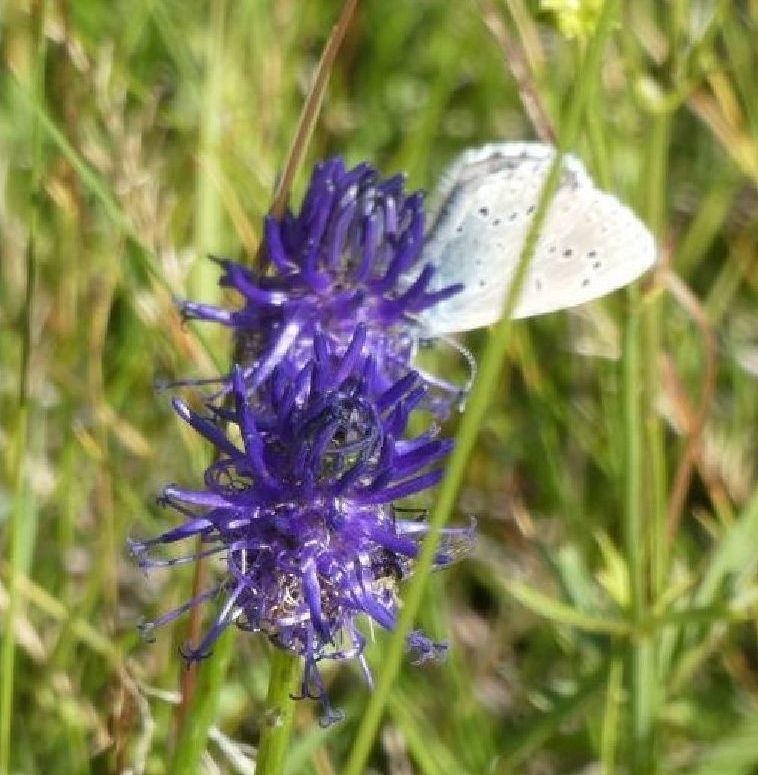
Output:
(541, 0), (603, 42)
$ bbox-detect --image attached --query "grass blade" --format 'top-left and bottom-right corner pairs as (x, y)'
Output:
(343, 6), (619, 773)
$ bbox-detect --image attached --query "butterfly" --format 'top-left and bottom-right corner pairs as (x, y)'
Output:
(415, 142), (657, 335)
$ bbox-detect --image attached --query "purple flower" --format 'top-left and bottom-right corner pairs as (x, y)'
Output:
(180, 158), (466, 409)
(131, 328), (474, 724)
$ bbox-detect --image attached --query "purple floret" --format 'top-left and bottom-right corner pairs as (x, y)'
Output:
(179, 158), (466, 410)
(131, 328), (474, 723)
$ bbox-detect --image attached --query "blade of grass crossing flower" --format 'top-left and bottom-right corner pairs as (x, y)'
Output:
(343, 6), (619, 773)
(344, 146), (565, 775)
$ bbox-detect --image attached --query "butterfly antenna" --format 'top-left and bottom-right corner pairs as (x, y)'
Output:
(436, 333), (477, 410)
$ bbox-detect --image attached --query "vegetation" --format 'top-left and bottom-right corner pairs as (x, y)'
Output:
(1, 1), (756, 773)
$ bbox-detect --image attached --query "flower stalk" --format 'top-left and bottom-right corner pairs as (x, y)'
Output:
(256, 650), (302, 775)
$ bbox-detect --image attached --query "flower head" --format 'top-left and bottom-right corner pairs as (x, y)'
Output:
(131, 328), (473, 723)
(181, 158), (464, 401)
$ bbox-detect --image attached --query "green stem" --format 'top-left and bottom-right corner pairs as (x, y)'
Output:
(626, 89), (671, 775)
(643, 114), (671, 597)
(189, 0), (226, 302)
(343, 6), (618, 773)
(256, 650), (302, 775)
(623, 304), (653, 775)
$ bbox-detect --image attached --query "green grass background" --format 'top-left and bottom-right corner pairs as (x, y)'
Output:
(1, 1), (757, 773)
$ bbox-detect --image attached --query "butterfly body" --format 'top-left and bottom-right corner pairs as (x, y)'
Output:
(416, 143), (657, 335)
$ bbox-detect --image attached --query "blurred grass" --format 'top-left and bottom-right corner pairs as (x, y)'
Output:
(1, 1), (756, 774)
